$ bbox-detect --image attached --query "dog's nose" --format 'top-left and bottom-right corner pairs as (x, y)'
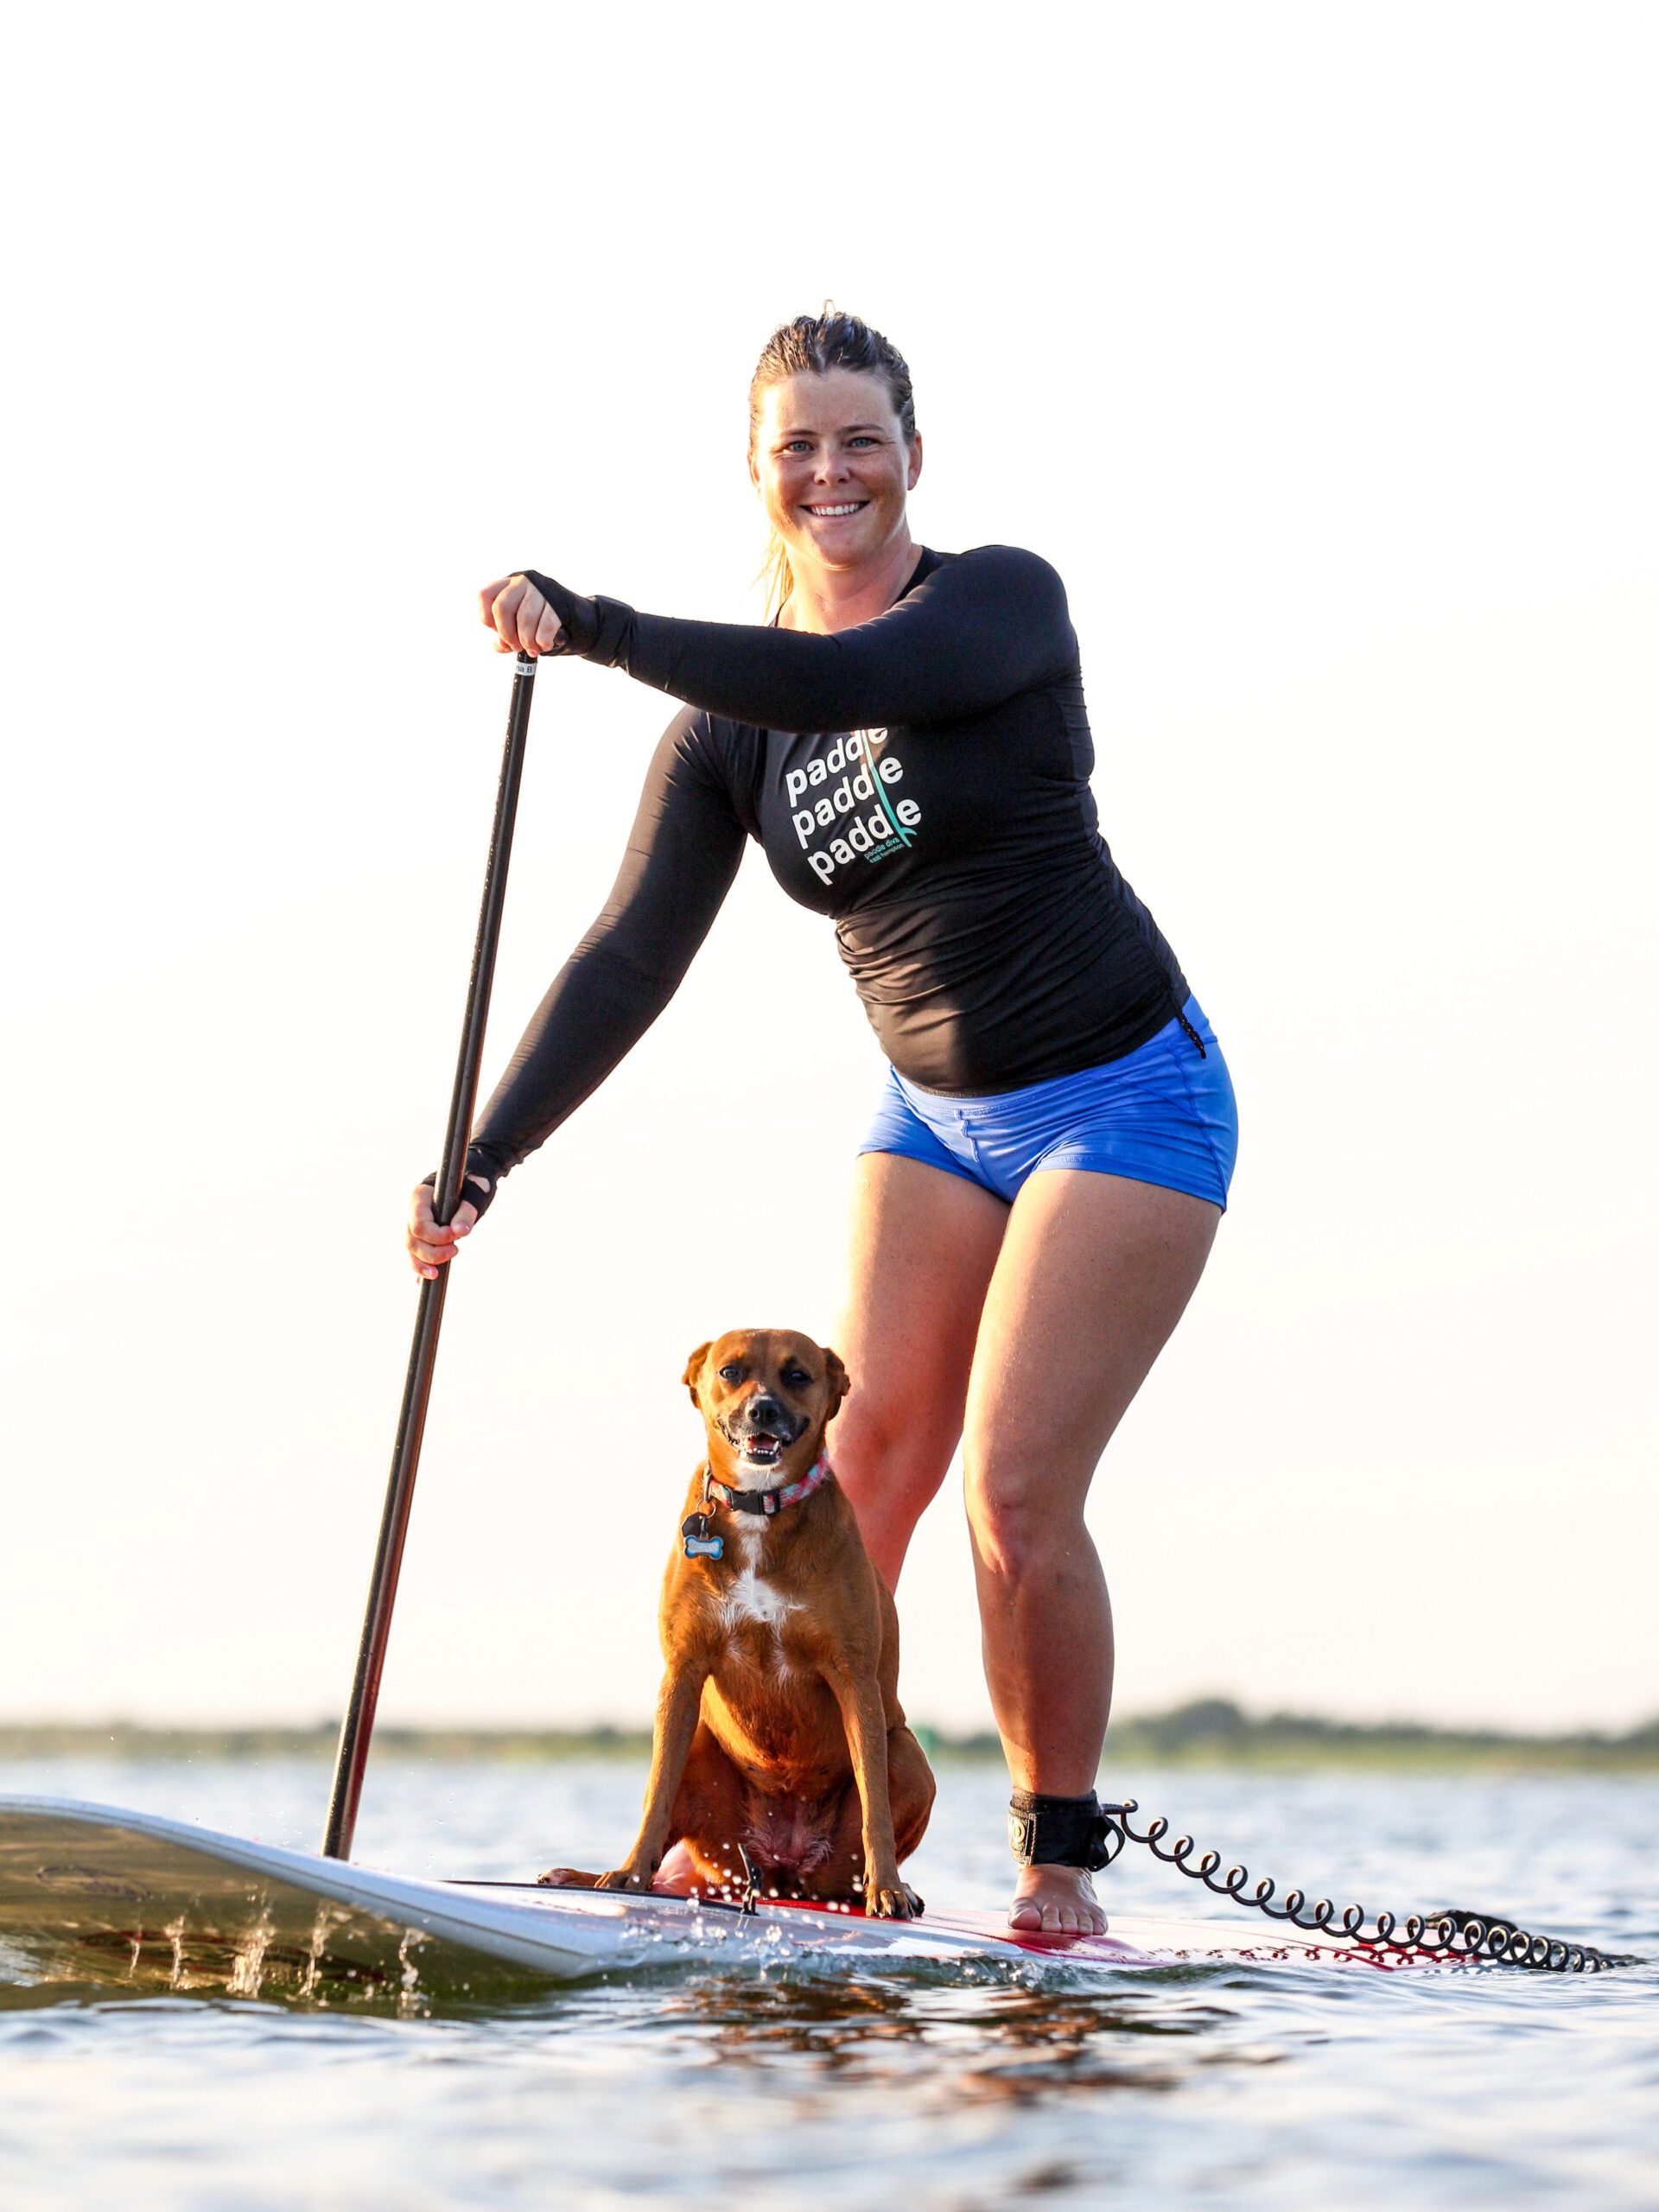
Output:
(746, 1394), (788, 1431)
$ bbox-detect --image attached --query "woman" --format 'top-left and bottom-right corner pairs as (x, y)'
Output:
(408, 312), (1238, 1935)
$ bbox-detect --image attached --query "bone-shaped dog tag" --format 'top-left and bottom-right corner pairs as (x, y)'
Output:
(681, 1512), (723, 1560)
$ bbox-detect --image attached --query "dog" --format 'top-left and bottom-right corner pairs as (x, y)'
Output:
(540, 1327), (934, 1918)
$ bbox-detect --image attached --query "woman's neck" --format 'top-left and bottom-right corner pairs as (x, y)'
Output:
(781, 533), (924, 634)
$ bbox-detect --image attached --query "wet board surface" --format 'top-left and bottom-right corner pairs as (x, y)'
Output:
(0, 1796), (1466, 2002)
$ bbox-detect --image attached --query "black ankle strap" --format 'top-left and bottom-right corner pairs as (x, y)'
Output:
(1008, 1790), (1119, 1871)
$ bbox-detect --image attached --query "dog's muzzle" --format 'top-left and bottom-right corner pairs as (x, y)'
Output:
(718, 1395), (805, 1468)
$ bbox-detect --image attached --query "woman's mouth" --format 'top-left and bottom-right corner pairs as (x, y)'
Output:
(803, 501), (867, 519)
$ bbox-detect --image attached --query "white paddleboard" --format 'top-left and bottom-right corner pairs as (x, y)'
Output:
(0, 1796), (1461, 2002)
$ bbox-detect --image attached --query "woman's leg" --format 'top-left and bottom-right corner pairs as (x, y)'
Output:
(963, 1170), (1221, 1933)
(830, 1154), (1009, 1587)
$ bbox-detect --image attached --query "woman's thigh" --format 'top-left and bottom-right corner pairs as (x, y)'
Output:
(831, 1153), (1009, 1585)
(963, 1171), (1221, 1551)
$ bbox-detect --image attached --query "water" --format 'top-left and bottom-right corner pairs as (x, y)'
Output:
(2, 1757), (1654, 2209)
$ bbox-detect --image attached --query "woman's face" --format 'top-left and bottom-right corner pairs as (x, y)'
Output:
(750, 368), (922, 578)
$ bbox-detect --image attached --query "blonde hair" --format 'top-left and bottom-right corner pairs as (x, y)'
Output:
(748, 309), (918, 619)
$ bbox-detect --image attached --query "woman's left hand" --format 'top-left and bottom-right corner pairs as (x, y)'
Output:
(479, 574), (566, 656)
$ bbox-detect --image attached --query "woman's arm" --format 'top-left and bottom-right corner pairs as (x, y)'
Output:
(407, 708), (747, 1271)
(512, 546), (1078, 735)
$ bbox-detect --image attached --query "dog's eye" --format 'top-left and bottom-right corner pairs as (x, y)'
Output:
(784, 1367), (810, 1388)
(718, 1363), (742, 1382)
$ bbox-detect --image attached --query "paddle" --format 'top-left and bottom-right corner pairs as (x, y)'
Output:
(322, 652), (539, 1859)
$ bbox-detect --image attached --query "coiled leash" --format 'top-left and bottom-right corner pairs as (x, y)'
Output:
(1009, 1791), (1638, 1973)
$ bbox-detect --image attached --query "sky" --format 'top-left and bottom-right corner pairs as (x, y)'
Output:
(3, 2), (1655, 1742)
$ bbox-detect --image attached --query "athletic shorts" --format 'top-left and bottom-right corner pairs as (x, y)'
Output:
(857, 996), (1238, 1211)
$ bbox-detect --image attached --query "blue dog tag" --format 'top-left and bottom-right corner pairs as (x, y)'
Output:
(681, 1511), (723, 1561)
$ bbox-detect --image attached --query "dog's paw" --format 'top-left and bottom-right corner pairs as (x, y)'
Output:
(536, 1866), (600, 1889)
(594, 1867), (655, 1894)
(868, 1882), (924, 1921)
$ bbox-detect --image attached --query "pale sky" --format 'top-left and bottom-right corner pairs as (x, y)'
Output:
(3, 3), (1654, 1739)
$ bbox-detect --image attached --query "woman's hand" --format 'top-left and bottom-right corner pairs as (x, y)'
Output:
(406, 1180), (483, 1280)
(479, 574), (565, 656)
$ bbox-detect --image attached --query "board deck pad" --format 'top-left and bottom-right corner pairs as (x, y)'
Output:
(0, 1797), (1464, 2004)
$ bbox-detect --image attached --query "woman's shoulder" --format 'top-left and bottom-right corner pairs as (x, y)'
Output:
(658, 702), (758, 773)
(913, 545), (1074, 647)
(925, 543), (1069, 601)
(651, 702), (766, 828)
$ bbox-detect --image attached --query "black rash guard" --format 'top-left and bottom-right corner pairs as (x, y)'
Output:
(461, 545), (1187, 1210)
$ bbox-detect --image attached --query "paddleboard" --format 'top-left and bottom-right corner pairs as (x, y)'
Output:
(0, 1796), (1467, 2002)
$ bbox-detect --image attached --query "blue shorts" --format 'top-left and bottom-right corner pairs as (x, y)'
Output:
(857, 997), (1239, 1210)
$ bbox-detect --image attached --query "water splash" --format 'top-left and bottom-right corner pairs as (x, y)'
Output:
(227, 1916), (274, 1999)
(396, 1927), (429, 2019)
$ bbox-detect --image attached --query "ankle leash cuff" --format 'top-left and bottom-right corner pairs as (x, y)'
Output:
(1008, 1790), (1131, 1872)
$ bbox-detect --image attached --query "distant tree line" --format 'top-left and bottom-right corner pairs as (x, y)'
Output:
(3, 1700), (1656, 1771)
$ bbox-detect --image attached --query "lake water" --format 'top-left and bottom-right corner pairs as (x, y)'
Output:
(1, 1756), (1654, 2209)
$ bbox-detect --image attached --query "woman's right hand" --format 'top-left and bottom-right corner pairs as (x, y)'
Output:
(479, 574), (566, 656)
(406, 1181), (483, 1280)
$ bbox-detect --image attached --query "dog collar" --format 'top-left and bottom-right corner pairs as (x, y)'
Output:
(681, 1452), (834, 1559)
(707, 1450), (834, 1518)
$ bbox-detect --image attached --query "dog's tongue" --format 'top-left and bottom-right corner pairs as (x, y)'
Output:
(745, 1437), (783, 1465)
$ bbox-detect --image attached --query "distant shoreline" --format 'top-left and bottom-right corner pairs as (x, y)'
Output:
(3, 1700), (1656, 1773)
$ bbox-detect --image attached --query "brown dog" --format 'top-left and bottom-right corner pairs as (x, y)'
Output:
(541, 1328), (935, 1917)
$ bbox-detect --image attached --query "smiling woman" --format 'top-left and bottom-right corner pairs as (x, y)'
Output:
(407, 308), (1240, 1936)
(746, 314), (922, 624)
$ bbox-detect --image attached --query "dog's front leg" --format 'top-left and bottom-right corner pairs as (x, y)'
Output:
(597, 1662), (708, 1894)
(825, 1668), (920, 1919)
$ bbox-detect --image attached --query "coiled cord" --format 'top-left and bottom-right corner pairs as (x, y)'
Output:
(1098, 1800), (1638, 1973)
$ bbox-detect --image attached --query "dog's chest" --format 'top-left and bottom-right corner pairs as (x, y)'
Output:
(716, 1522), (799, 1637)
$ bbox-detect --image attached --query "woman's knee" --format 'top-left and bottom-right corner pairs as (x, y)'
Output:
(835, 1389), (956, 1508)
(832, 1393), (957, 1583)
(963, 1453), (1090, 1585)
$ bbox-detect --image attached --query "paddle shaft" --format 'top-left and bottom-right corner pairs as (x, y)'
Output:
(322, 652), (538, 1859)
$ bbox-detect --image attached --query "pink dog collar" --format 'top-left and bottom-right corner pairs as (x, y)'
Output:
(706, 1450), (834, 1518)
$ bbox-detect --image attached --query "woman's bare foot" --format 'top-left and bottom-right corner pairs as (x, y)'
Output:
(1008, 1864), (1106, 1936)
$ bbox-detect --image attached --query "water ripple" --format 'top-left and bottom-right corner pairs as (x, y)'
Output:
(1, 1758), (1654, 2210)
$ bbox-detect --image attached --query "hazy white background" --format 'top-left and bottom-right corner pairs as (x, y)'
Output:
(3, 3), (1653, 1740)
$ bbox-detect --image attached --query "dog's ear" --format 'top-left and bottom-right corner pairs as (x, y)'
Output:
(683, 1342), (713, 1405)
(821, 1348), (851, 1419)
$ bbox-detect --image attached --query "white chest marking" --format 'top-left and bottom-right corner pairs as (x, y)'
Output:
(719, 1522), (798, 1631)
